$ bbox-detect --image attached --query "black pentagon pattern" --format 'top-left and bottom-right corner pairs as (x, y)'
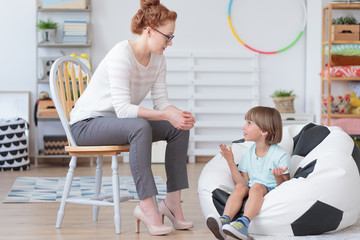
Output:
(232, 138), (245, 144)
(293, 123), (330, 157)
(291, 200), (343, 236)
(293, 159), (317, 179)
(352, 143), (360, 174)
(212, 188), (247, 221)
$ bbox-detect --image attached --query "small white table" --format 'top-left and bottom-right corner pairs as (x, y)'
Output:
(281, 113), (314, 126)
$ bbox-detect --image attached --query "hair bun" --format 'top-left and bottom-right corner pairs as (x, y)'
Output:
(140, 0), (160, 9)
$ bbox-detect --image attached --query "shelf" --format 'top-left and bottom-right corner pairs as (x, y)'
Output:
(323, 41), (360, 45)
(322, 76), (360, 81)
(35, 2), (92, 166)
(37, 115), (60, 121)
(37, 79), (49, 83)
(192, 135), (238, 142)
(194, 94), (257, 100)
(193, 107), (246, 114)
(193, 81), (258, 87)
(38, 42), (91, 48)
(195, 121), (243, 128)
(321, 3), (360, 129)
(37, 152), (70, 158)
(324, 3), (360, 9)
(322, 113), (360, 118)
(37, 7), (91, 12)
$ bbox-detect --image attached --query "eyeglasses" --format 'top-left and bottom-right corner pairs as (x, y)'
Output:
(152, 28), (175, 43)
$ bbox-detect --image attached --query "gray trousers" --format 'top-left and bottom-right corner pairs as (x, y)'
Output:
(70, 117), (189, 200)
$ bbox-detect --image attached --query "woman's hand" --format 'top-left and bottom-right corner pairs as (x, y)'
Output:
(164, 107), (195, 130)
(219, 144), (234, 164)
(273, 166), (288, 177)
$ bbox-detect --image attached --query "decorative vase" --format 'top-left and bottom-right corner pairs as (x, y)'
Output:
(272, 96), (295, 113)
(40, 29), (56, 43)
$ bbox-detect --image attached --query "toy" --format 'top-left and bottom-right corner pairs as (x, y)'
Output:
(322, 94), (350, 114)
(351, 106), (360, 114)
(227, 0), (306, 54)
(68, 53), (91, 79)
(350, 92), (360, 107)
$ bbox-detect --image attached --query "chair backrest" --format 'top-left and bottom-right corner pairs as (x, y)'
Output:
(49, 56), (92, 147)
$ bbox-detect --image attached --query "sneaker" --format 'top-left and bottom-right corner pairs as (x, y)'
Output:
(222, 217), (249, 240)
(206, 214), (229, 240)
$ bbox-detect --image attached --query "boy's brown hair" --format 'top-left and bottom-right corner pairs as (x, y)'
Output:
(245, 106), (283, 145)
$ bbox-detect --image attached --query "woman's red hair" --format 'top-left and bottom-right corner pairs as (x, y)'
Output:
(131, 0), (177, 34)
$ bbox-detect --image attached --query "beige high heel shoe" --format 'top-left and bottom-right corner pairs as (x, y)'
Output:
(159, 200), (194, 230)
(133, 204), (173, 235)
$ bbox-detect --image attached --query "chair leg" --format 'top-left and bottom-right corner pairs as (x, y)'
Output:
(111, 155), (121, 234)
(93, 155), (103, 221)
(56, 156), (77, 229)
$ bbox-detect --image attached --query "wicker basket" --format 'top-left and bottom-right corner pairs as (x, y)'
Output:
(272, 96), (295, 113)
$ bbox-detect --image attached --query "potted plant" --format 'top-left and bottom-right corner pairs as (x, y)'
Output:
(331, 14), (359, 41)
(36, 18), (58, 43)
(271, 90), (296, 113)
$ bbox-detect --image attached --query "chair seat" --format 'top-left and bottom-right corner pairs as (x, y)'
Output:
(65, 145), (130, 156)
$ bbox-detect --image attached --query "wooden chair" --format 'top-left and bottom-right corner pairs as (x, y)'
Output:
(49, 56), (130, 234)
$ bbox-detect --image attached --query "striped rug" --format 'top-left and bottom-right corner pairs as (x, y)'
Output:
(3, 176), (166, 203)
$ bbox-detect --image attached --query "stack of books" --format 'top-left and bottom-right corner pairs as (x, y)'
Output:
(63, 20), (88, 44)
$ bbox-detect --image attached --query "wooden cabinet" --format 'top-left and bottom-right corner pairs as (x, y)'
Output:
(321, 3), (360, 127)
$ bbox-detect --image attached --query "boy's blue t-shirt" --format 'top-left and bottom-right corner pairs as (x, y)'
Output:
(238, 144), (290, 188)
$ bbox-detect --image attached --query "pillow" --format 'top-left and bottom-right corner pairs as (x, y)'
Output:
(325, 44), (360, 56)
(331, 55), (360, 66)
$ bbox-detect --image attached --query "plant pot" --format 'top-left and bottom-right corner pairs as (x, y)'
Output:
(272, 96), (295, 113)
(39, 29), (56, 43)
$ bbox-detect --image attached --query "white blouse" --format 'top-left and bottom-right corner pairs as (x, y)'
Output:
(70, 40), (170, 125)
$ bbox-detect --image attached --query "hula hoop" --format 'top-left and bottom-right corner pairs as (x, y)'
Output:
(227, 0), (307, 54)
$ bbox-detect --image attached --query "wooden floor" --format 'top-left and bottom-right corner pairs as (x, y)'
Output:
(0, 161), (214, 240)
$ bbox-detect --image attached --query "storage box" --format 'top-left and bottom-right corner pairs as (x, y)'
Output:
(38, 0), (88, 10)
(43, 135), (68, 155)
(331, 25), (360, 41)
(38, 100), (58, 117)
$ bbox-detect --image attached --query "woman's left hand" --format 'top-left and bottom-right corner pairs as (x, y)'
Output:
(180, 111), (196, 130)
(163, 106), (195, 130)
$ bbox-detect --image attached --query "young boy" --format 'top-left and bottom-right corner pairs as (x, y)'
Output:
(206, 106), (290, 240)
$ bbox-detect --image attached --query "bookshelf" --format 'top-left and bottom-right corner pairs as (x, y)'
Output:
(34, 0), (92, 166)
(321, 4), (360, 131)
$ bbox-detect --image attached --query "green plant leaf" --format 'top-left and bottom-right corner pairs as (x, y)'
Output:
(332, 14), (358, 25)
(36, 18), (58, 30)
(271, 90), (295, 97)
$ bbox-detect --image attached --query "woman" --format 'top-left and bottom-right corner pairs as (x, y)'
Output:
(69, 0), (195, 236)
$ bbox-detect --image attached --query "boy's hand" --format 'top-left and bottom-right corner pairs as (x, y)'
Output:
(220, 144), (234, 163)
(273, 166), (288, 177)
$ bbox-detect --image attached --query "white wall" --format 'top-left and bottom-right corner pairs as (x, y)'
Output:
(92, 0), (307, 112)
(0, 0), (322, 157)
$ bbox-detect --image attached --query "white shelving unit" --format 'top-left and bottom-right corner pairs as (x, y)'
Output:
(139, 51), (259, 163)
(34, 0), (92, 166)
